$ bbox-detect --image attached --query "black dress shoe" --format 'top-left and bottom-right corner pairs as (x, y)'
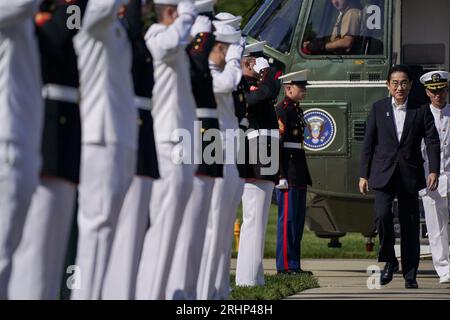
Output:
(380, 262), (399, 285)
(405, 279), (418, 289)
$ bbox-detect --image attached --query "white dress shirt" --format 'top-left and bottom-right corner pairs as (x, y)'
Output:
(74, 0), (137, 149)
(0, 0), (43, 148)
(392, 97), (408, 142)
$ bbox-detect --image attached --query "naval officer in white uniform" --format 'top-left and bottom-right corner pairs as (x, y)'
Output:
(72, 0), (137, 300)
(0, 0), (43, 299)
(135, 0), (198, 300)
(419, 70), (450, 284)
(197, 23), (245, 300)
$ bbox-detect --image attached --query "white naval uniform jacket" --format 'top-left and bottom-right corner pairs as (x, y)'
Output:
(420, 104), (450, 197)
(209, 59), (242, 161)
(145, 15), (197, 144)
(74, 0), (137, 149)
(0, 0), (43, 148)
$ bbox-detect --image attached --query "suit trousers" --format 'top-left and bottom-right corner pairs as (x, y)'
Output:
(102, 176), (153, 300)
(71, 143), (135, 300)
(373, 167), (420, 281)
(236, 180), (274, 286)
(422, 192), (450, 278)
(9, 178), (76, 299)
(135, 142), (196, 300)
(0, 142), (40, 298)
(166, 175), (215, 300)
(276, 187), (307, 272)
(197, 164), (244, 300)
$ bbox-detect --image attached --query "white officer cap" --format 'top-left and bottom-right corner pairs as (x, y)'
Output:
(279, 70), (310, 85)
(154, 0), (185, 5)
(195, 0), (216, 13)
(214, 24), (241, 44)
(214, 12), (242, 30)
(420, 70), (450, 90)
(243, 41), (267, 57)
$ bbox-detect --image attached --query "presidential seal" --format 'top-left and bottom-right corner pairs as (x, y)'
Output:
(303, 108), (337, 151)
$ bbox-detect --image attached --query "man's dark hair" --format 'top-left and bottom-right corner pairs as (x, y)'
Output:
(388, 65), (412, 81)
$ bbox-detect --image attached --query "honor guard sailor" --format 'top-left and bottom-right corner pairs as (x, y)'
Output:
(135, 0), (198, 300)
(103, 0), (160, 300)
(0, 0), (43, 299)
(419, 70), (450, 284)
(167, 0), (222, 300)
(197, 23), (245, 300)
(72, 0), (138, 300)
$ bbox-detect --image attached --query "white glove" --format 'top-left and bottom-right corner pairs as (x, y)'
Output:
(190, 15), (211, 37)
(225, 43), (244, 63)
(253, 57), (270, 74)
(275, 179), (289, 190)
(178, 1), (198, 19)
(240, 36), (247, 48)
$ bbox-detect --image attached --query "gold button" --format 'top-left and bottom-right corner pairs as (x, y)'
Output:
(290, 155), (293, 159)
(59, 116), (66, 125)
(195, 45), (199, 50)
(138, 119), (143, 126)
(201, 128), (206, 133)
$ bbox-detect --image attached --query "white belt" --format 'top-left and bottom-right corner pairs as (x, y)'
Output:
(135, 96), (152, 111)
(196, 108), (218, 119)
(240, 118), (249, 128)
(283, 142), (303, 149)
(42, 84), (79, 104)
(247, 129), (280, 140)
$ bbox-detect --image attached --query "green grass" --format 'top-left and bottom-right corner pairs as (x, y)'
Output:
(229, 274), (319, 300)
(233, 204), (379, 259)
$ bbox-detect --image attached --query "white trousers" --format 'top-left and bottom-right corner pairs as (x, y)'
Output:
(197, 164), (244, 300)
(9, 178), (76, 299)
(236, 180), (274, 286)
(136, 142), (196, 300)
(102, 176), (153, 300)
(422, 193), (450, 278)
(0, 142), (40, 298)
(71, 143), (135, 300)
(166, 175), (215, 300)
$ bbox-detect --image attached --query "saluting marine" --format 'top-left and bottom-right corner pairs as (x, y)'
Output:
(103, 0), (160, 300)
(9, 0), (87, 300)
(0, 0), (43, 299)
(419, 70), (450, 285)
(167, 0), (222, 300)
(275, 70), (313, 275)
(236, 41), (281, 287)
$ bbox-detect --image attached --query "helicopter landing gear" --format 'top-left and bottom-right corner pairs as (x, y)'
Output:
(327, 237), (342, 248)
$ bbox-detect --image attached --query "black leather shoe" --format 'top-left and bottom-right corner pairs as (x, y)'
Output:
(405, 279), (418, 289)
(380, 262), (399, 285)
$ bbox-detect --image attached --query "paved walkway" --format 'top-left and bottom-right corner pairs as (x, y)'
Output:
(231, 259), (450, 300)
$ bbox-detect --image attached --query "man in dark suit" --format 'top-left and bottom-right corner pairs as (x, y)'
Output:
(359, 65), (440, 289)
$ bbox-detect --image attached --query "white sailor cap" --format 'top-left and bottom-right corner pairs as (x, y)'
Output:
(194, 0), (216, 13)
(214, 12), (242, 30)
(420, 70), (449, 90)
(279, 70), (309, 85)
(213, 24), (241, 44)
(153, 0), (186, 5)
(243, 41), (267, 57)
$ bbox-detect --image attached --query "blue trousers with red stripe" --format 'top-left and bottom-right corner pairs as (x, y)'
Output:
(276, 187), (307, 272)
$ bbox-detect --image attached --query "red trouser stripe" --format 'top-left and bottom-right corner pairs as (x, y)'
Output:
(283, 190), (289, 271)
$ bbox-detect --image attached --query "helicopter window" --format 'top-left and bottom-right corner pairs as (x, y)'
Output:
(245, 0), (304, 54)
(301, 0), (385, 56)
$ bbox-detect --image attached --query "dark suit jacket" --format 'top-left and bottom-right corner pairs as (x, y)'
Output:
(359, 97), (440, 193)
